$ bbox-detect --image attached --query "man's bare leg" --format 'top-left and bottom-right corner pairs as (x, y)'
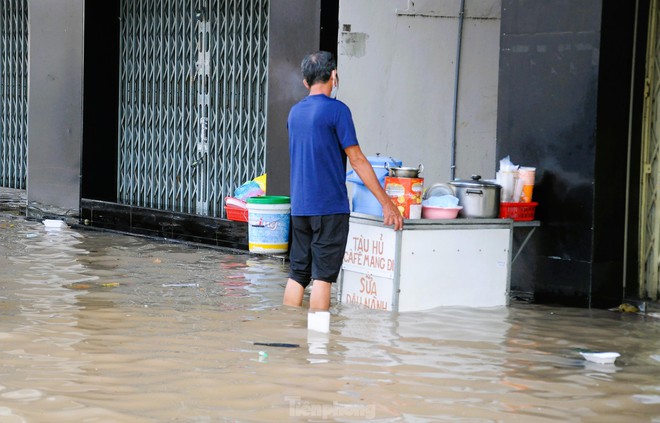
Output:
(309, 280), (332, 311)
(283, 278), (305, 307)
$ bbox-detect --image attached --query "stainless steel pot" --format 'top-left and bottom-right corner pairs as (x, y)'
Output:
(386, 163), (424, 178)
(448, 175), (501, 218)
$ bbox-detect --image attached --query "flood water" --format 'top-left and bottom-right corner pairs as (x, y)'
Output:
(0, 212), (660, 422)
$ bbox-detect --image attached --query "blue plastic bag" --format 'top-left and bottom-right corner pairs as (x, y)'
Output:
(234, 181), (264, 201)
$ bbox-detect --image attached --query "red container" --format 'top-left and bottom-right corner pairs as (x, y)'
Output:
(385, 176), (424, 219)
(499, 202), (538, 221)
(225, 205), (248, 222)
(225, 197), (248, 222)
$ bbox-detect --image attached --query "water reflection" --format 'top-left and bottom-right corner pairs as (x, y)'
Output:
(0, 216), (659, 421)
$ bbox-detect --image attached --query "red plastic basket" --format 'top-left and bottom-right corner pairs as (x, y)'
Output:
(225, 204), (248, 222)
(499, 202), (538, 221)
(225, 196), (248, 222)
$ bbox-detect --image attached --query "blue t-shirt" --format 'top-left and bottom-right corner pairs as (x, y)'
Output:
(288, 94), (359, 216)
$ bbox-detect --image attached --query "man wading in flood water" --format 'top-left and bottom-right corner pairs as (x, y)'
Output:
(283, 51), (403, 311)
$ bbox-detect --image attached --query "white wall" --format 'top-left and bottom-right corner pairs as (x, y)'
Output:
(338, 0), (501, 186)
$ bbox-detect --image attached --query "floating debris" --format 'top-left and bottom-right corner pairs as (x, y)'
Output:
(253, 342), (300, 348)
(618, 303), (640, 313)
(43, 219), (68, 229)
(608, 303), (642, 313)
(580, 351), (620, 364)
(162, 283), (199, 288)
(608, 303), (640, 313)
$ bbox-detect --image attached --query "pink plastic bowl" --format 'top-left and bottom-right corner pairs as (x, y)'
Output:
(422, 205), (463, 219)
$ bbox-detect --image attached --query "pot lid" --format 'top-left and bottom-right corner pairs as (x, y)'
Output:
(449, 175), (501, 189)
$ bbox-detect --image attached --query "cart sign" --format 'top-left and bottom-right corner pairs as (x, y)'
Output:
(341, 270), (394, 311)
(342, 225), (396, 279)
(340, 224), (397, 310)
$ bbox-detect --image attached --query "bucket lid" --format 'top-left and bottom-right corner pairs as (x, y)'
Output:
(246, 195), (290, 204)
(449, 175), (501, 189)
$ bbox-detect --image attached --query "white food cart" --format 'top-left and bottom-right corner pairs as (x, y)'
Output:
(338, 213), (526, 312)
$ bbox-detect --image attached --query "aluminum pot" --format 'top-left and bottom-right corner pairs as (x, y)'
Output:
(386, 163), (424, 178)
(448, 175), (501, 218)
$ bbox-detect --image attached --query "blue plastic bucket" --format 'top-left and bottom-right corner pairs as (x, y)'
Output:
(246, 196), (291, 254)
(346, 155), (402, 216)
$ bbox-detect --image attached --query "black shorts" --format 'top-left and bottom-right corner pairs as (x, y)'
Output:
(288, 214), (350, 288)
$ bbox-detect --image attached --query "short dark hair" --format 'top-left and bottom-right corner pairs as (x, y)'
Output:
(301, 51), (336, 87)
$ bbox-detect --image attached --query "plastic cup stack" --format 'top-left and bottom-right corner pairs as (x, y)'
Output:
(518, 167), (536, 203)
(496, 170), (517, 202)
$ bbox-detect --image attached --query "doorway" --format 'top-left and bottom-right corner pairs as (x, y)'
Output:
(640, 0), (660, 301)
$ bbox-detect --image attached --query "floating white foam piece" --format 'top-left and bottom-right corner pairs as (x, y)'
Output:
(307, 330), (329, 364)
(43, 219), (68, 229)
(580, 351), (620, 364)
(307, 330), (329, 355)
(307, 311), (330, 333)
